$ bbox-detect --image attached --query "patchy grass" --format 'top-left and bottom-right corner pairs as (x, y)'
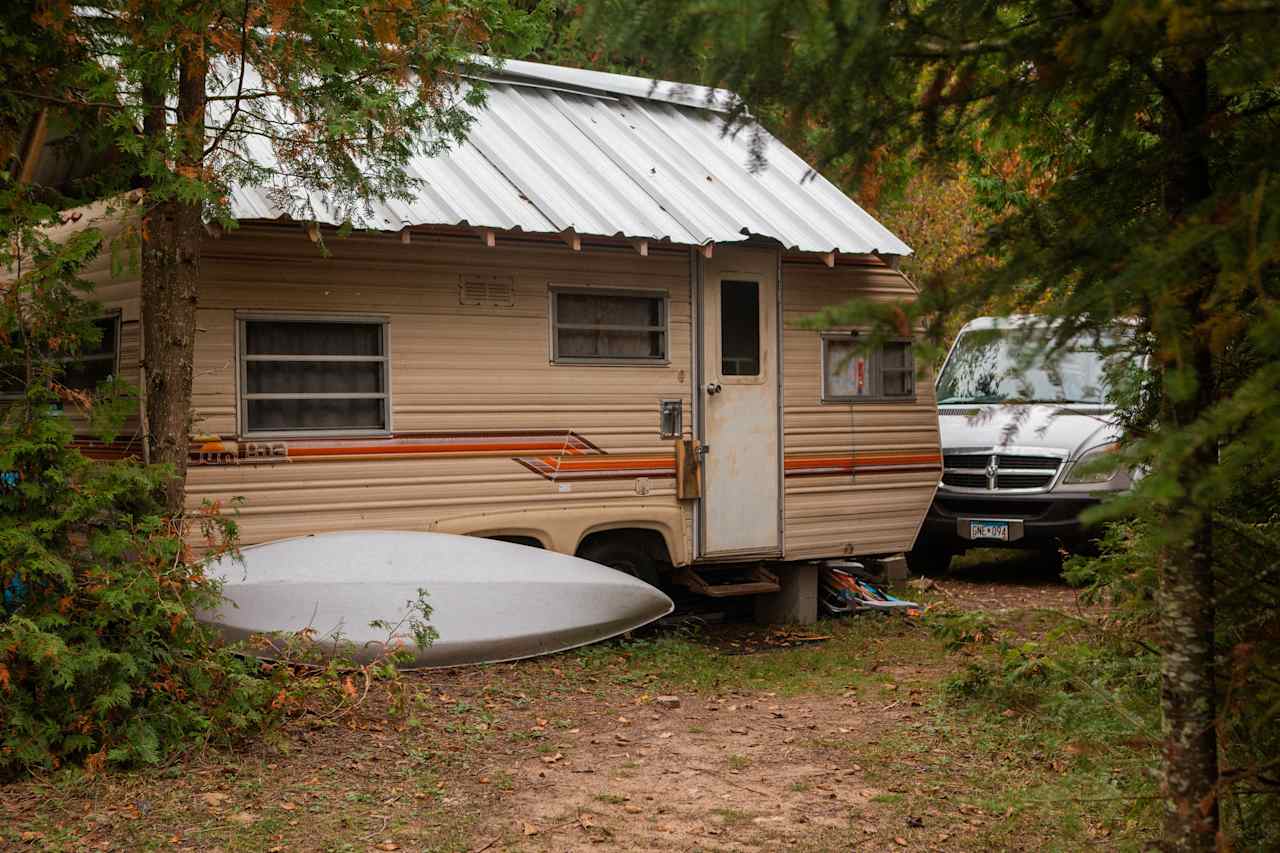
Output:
(847, 713), (1155, 851)
(1, 753), (481, 852)
(571, 615), (938, 696)
(709, 806), (753, 826)
(0, 576), (1162, 851)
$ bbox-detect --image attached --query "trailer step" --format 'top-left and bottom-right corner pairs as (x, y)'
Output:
(673, 565), (781, 598)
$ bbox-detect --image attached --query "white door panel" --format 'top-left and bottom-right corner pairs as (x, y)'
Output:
(700, 248), (781, 556)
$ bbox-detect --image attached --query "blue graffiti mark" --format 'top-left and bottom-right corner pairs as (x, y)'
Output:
(2, 573), (26, 614)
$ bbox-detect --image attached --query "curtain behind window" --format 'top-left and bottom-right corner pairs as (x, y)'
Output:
(555, 293), (666, 360)
(243, 320), (387, 432)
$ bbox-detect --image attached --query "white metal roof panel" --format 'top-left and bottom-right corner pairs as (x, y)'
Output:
(475, 56), (739, 113)
(225, 61), (911, 257)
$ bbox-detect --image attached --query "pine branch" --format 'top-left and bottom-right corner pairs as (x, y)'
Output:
(204, 0), (252, 158)
(0, 87), (161, 112)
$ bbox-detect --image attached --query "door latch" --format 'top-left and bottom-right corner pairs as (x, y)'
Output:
(704, 382), (722, 396)
(659, 399), (683, 439)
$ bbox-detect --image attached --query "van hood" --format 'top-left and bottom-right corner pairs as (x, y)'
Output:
(937, 403), (1119, 458)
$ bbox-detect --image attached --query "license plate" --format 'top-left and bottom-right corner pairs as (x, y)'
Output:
(968, 520), (1010, 541)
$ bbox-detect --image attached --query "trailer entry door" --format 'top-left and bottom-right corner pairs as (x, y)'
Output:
(699, 247), (782, 557)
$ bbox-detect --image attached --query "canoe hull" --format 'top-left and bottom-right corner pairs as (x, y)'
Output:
(200, 531), (673, 667)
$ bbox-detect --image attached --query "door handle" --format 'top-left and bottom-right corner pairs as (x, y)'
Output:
(704, 382), (722, 396)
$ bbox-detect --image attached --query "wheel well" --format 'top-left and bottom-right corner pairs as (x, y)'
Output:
(485, 534), (545, 549)
(576, 528), (672, 566)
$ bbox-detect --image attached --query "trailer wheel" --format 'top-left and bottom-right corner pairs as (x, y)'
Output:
(578, 539), (662, 588)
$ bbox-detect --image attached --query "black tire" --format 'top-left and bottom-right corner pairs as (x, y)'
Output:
(1068, 536), (1102, 559)
(578, 539), (662, 587)
(905, 543), (954, 576)
(1035, 546), (1066, 579)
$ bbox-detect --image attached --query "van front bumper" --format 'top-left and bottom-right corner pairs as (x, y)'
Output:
(920, 492), (1102, 551)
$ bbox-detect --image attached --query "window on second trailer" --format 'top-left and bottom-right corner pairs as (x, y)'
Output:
(240, 318), (389, 434)
(552, 290), (667, 363)
(823, 337), (915, 401)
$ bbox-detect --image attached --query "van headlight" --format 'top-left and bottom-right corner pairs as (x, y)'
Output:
(1062, 442), (1122, 485)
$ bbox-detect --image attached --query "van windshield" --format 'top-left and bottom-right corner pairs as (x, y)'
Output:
(936, 329), (1116, 405)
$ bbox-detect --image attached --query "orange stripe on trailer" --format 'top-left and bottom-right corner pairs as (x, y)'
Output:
(544, 456), (676, 473)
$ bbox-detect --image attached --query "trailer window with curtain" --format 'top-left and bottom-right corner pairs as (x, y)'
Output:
(551, 289), (668, 364)
(239, 316), (390, 435)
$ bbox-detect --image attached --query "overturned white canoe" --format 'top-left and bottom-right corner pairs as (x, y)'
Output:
(200, 531), (673, 667)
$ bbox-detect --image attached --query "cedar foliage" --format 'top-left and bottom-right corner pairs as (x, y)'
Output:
(0, 0), (542, 772)
(0, 189), (283, 775)
(6, 0), (545, 511)
(590, 1), (1280, 848)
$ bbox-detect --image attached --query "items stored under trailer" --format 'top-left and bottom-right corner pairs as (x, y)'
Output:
(820, 562), (921, 616)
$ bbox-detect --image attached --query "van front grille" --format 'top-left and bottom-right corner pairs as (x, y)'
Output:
(997, 454), (1060, 470)
(941, 452), (1063, 492)
(941, 472), (988, 488)
(997, 472), (1055, 489)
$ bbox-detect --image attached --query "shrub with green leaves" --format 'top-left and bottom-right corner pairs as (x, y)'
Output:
(0, 393), (285, 774)
(0, 190), (282, 775)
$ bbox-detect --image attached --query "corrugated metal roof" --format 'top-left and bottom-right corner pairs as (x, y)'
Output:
(475, 57), (741, 113)
(227, 60), (912, 257)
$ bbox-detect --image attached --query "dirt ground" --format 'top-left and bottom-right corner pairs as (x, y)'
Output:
(473, 676), (945, 852)
(2, 559), (1141, 853)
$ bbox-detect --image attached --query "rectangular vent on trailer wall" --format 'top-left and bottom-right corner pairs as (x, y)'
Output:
(459, 276), (516, 307)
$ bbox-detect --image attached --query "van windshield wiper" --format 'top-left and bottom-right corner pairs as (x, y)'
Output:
(937, 395), (1005, 404)
(938, 396), (1106, 406)
(1007, 397), (1105, 405)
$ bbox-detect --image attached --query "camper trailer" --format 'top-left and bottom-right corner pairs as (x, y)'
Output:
(48, 60), (941, 622)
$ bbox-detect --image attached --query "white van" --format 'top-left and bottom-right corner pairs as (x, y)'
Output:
(909, 316), (1134, 573)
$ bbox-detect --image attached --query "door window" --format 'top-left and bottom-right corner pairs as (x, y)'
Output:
(720, 280), (760, 377)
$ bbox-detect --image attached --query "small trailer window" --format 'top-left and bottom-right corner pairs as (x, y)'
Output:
(822, 336), (915, 401)
(239, 317), (389, 435)
(551, 289), (668, 364)
(0, 315), (120, 399)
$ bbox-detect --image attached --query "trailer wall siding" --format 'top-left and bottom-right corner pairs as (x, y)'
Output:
(187, 227), (696, 561)
(780, 260), (941, 559)
(49, 215), (939, 568)
(39, 201), (146, 447)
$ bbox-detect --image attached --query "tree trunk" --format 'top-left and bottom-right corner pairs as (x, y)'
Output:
(1158, 412), (1219, 852)
(140, 47), (206, 514)
(1156, 55), (1220, 853)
